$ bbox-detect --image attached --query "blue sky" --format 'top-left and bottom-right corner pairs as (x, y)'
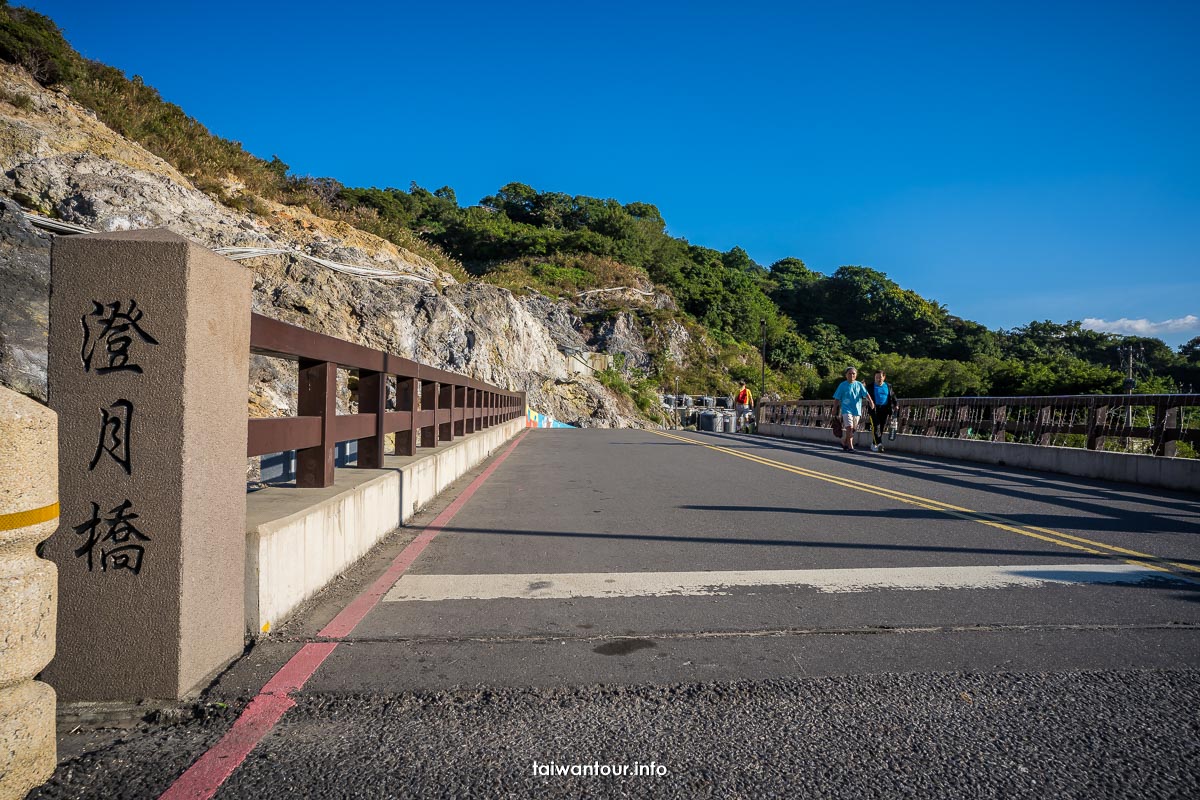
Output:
(30, 0), (1200, 346)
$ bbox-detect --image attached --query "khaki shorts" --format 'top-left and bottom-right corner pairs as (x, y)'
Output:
(841, 412), (860, 431)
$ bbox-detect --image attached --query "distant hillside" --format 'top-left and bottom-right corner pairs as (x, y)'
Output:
(3, 1), (1198, 408)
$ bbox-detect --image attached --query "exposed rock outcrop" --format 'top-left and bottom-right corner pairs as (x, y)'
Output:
(0, 197), (50, 402)
(590, 313), (654, 373)
(0, 64), (653, 428)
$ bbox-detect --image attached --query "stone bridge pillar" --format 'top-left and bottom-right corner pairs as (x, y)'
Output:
(0, 387), (58, 798)
(44, 230), (251, 702)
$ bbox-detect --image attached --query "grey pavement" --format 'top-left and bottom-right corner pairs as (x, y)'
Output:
(31, 429), (1200, 799)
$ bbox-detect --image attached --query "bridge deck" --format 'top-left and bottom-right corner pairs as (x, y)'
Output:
(287, 429), (1198, 692)
(39, 429), (1200, 799)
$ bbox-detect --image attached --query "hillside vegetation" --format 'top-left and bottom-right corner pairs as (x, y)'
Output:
(3, 0), (1198, 409)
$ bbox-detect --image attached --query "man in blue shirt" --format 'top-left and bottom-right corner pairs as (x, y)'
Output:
(832, 367), (874, 452)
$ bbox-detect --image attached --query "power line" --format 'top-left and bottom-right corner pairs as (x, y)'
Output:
(20, 210), (435, 284)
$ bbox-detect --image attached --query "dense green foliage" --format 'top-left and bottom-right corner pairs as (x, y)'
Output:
(386, 180), (1199, 398)
(0, 0), (76, 85)
(4, 1), (1198, 407)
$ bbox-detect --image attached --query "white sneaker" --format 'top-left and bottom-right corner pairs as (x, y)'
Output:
(870, 444), (879, 452)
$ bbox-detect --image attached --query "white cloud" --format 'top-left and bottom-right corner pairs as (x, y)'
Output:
(1081, 315), (1200, 337)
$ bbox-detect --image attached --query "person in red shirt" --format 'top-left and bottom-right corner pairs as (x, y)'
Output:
(735, 381), (754, 432)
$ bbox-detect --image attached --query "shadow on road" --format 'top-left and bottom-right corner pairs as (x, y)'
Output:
(687, 432), (1200, 536)
(436, 523), (1200, 579)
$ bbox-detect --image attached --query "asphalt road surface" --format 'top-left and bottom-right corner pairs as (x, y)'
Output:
(32, 429), (1200, 799)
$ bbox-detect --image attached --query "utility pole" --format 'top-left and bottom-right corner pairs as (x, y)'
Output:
(1117, 343), (1141, 428)
(760, 319), (768, 403)
(674, 375), (680, 430)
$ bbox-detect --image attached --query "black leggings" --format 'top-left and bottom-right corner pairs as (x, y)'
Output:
(869, 407), (892, 445)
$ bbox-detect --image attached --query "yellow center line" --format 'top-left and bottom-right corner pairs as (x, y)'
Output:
(651, 430), (1199, 578)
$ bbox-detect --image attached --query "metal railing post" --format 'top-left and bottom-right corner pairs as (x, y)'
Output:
(297, 359), (336, 488)
(992, 405), (1007, 442)
(357, 369), (386, 468)
(1156, 402), (1179, 457)
(420, 380), (439, 448)
(396, 376), (417, 456)
(454, 385), (467, 437)
(1085, 399), (1100, 451)
(1035, 404), (1053, 446)
(439, 382), (455, 442)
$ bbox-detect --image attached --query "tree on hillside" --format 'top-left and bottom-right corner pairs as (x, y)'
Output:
(0, 3), (78, 84)
(873, 355), (988, 398)
(987, 355), (1123, 396)
(938, 317), (1001, 361)
(338, 186), (418, 227)
(768, 257), (823, 323)
(999, 320), (1111, 363)
(722, 246), (762, 274)
(1180, 336), (1200, 363)
(820, 266), (953, 356)
(769, 331), (813, 370)
(806, 323), (854, 376)
(1109, 336), (1184, 375)
(480, 182), (540, 225)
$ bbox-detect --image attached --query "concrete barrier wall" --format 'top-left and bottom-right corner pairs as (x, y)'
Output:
(758, 422), (1200, 493)
(245, 417), (525, 635)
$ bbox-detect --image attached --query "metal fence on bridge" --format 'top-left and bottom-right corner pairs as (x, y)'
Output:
(248, 314), (525, 488)
(759, 394), (1200, 458)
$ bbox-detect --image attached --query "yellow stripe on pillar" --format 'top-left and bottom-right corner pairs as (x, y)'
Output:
(0, 502), (60, 531)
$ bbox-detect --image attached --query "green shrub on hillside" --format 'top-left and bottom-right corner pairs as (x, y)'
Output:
(530, 262), (591, 290)
(0, 2), (77, 85)
(596, 368), (630, 395)
(479, 254), (649, 297)
(0, 84), (32, 109)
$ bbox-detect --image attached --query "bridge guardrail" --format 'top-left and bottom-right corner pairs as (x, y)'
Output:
(248, 313), (525, 488)
(760, 394), (1200, 457)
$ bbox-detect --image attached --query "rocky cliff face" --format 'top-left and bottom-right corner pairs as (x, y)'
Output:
(0, 197), (50, 401)
(0, 64), (656, 427)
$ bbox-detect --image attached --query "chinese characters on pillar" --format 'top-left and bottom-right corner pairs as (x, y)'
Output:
(74, 300), (158, 576)
(81, 300), (159, 374)
(72, 500), (151, 575)
(90, 399), (133, 474)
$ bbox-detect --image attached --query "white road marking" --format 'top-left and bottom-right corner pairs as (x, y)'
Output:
(382, 563), (1185, 602)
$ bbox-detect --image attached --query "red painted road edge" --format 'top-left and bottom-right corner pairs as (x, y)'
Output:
(160, 431), (529, 800)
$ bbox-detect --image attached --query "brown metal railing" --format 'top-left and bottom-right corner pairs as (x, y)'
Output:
(248, 313), (526, 487)
(759, 394), (1200, 457)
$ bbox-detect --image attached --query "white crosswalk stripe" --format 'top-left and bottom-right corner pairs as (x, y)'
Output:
(382, 563), (1185, 602)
